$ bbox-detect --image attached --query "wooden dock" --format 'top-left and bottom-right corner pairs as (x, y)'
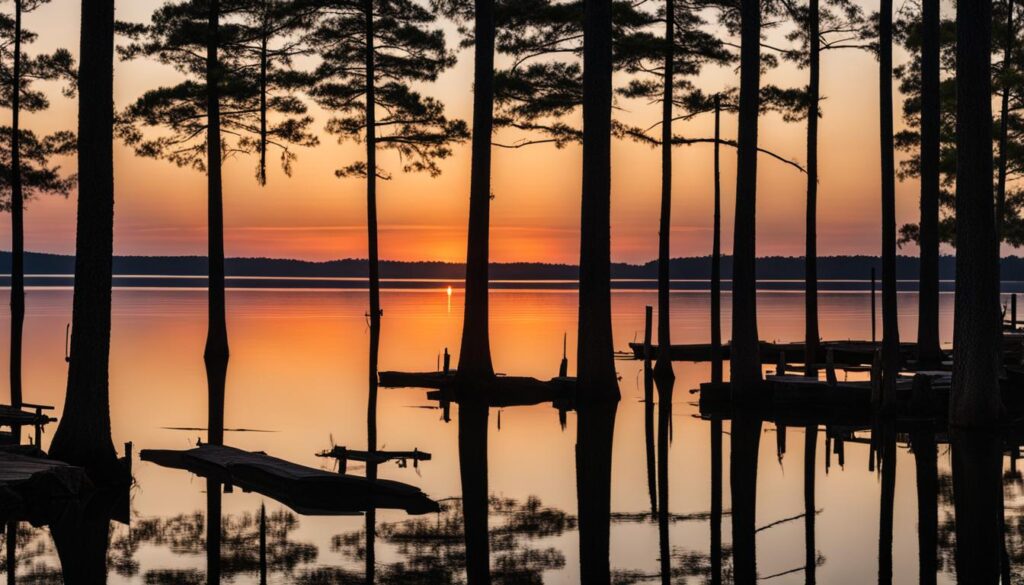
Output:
(379, 371), (575, 407)
(0, 450), (91, 523)
(317, 446), (431, 473)
(0, 403), (57, 446)
(140, 444), (439, 516)
(627, 339), (923, 366)
(697, 370), (963, 427)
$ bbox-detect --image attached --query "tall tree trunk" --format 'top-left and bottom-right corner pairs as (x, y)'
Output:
(804, 0), (820, 377)
(951, 0), (1003, 427)
(8, 0), (23, 418)
(804, 424), (817, 584)
(577, 0), (618, 401)
(997, 0), (1015, 241)
(204, 0), (229, 363)
(879, 0), (900, 409)
(654, 0), (674, 378)
(364, 0), (381, 380)
(917, 0), (942, 366)
(457, 0), (495, 382)
(730, 415), (761, 584)
(711, 95), (723, 385)
(460, 401), (490, 585)
(912, 429), (937, 585)
(731, 0), (762, 393)
(48, 0), (118, 473)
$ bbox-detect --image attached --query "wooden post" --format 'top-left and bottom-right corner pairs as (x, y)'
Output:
(825, 348), (837, 387)
(559, 333), (568, 377)
(871, 267), (877, 344)
(643, 305), (653, 361)
(836, 435), (845, 468)
(870, 349), (882, 405)
(824, 433), (832, 474)
(776, 351), (787, 376)
(33, 406), (41, 447)
(443, 348), (450, 374)
(337, 446), (348, 474)
(1013, 293), (1018, 329)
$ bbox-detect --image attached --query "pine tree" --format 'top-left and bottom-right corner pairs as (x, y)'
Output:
(119, 0), (318, 365)
(778, 0), (866, 374)
(0, 0), (75, 413)
(614, 0), (731, 379)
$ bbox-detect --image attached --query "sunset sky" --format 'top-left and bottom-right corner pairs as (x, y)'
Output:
(0, 0), (967, 265)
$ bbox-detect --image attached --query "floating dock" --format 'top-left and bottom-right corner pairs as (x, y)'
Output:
(0, 403), (57, 446)
(140, 444), (439, 515)
(0, 450), (91, 523)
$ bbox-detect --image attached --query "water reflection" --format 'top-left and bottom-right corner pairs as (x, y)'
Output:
(6, 290), (1024, 581)
(730, 411), (761, 585)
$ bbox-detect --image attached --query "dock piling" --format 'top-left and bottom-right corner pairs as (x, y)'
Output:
(643, 306), (653, 361)
(1013, 294), (1018, 329)
(825, 349), (837, 387)
(870, 268), (877, 344)
(443, 348), (450, 374)
(559, 333), (568, 377)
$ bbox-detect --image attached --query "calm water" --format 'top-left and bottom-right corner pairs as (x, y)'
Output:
(0, 286), (1005, 583)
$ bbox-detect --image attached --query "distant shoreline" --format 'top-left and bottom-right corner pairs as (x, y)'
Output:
(1, 250), (1021, 278)
(4, 251), (1024, 289)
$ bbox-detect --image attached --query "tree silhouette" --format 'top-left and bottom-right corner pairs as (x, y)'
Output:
(119, 0), (319, 363)
(308, 2), (465, 527)
(778, 0), (866, 375)
(0, 0), (75, 414)
(47, 0), (119, 474)
(730, 0), (762, 391)
(614, 0), (731, 378)
(895, 3), (1024, 248)
(432, 0), (499, 383)
(489, 0), (647, 399)
(877, 0), (900, 408)
(916, 0), (942, 366)
(995, 0), (1019, 243)
(951, 0), (1002, 427)
(235, 0), (320, 186)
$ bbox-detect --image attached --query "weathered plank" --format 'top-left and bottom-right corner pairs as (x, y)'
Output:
(140, 444), (439, 516)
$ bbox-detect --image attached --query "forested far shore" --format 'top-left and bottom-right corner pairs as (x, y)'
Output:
(5, 251), (1024, 282)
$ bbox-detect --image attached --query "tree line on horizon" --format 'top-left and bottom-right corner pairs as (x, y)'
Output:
(0, 0), (1016, 583)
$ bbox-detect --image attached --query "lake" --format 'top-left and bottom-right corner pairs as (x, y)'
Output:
(0, 286), (999, 583)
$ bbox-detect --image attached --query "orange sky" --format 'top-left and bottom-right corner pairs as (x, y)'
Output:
(0, 0), (976, 264)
